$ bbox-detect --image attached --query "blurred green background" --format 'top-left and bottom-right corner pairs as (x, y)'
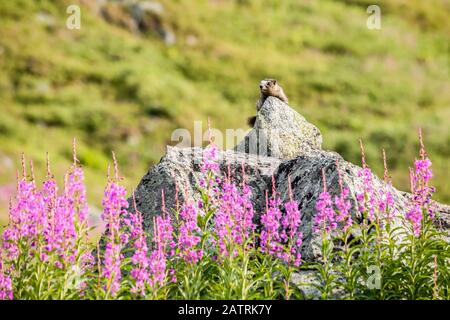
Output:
(0, 0), (449, 226)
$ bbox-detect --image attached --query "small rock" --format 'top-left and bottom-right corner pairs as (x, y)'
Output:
(291, 270), (322, 299)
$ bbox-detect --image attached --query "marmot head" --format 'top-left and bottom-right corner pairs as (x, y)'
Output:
(259, 79), (279, 95)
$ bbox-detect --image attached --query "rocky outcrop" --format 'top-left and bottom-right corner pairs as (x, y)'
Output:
(129, 96), (450, 261)
(235, 97), (322, 159)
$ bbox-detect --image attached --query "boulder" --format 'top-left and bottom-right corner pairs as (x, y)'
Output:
(130, 147), (281, 231)
(235, 96), (322, 159)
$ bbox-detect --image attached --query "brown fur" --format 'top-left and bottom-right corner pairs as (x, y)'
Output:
(248, 79), (288, 127)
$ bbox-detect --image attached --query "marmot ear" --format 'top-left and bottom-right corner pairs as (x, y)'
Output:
(272, 80), (277, 85)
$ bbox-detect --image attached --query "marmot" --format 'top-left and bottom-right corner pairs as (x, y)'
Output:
(247, 79), (289, 126)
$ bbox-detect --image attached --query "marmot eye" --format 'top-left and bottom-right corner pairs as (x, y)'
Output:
(260, 84), (263, 89)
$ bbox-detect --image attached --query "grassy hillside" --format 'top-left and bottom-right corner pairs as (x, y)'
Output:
(0, 0), (449, 224)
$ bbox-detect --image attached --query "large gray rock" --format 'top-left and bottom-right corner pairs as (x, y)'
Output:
(235, 96), (322, 159)
(130, 147), (281, 231)
(129, 96), (450, 261)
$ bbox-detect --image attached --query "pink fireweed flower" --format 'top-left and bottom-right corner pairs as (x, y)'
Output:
(356, 167), (378, 222)
(377, 186), (396, 223)
(101, 180), (129, 297)
(377, 150), (397, 223)
(147, 192), (175, 290)
(198, 143), (221, 211)
(314, 169), (337, 234)
(40, 155), (91, 268)
(200, 143), (220, 175)
(406, 204), (422, 237)
(148, 248), (166, 289)
(356, 140), (378, 222)
(261, 176), (303, 267)
(334, 161), (353, 231)
(53, 169), (88, 267)
(66, 166), (89, 225)
(412, 158), (434, 217)
(41, 177), (57, 256)
(334, 188), (352, 232)
(199, 143), (221, 200)
(102, 241), (122, 296)
(406, 129), (435, 236)
(0, 261), (13, 300)
(178, 201), (202, 264)
(148, 215), (174, 290)
(129, 197), (149, 296)
(201, 117), (220, 174)
(282, 200), (302, 266)
(314, 191), (336, 234)
(2, 177), (44, 261)
(214, 174), (255, 257)
(51, 192), (78, 267)
(406, 160), (434, 236)
(278, 176), (303, 266)
(406, 168), (423, 236)
(51, 169), (89, 268)
(155, 215), (176, 257)
(169, 268), (177, 283)
(260, 190), (283, 257)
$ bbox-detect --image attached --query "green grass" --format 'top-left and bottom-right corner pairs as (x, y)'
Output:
(0, 0), (449, 220)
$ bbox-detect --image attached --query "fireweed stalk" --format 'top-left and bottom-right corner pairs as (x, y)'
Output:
(334, 161), (352, 232)
(400, 130), (439, 299)
(281, 176), (302, 267)
(58, 147), (94, 296)
(174, 192), (204, 299)
(129, 190), (175, 299)
(148, 191), (175, 296)
(260, 180), (283, 259)
(129, 194), (149, 297)
(332, 159), (358, 298)
(379, 149), (397, 224)
(279, 176), (302, 299)
(354, 140), (380, 278)
(100, 156), (129, 298)
(214, 167), (255, 258)
(406, 129), (435, 237)
(178, 201), (202, 264)
(212, 164), (256, 299)
(372, 150), (396, 299)
(313, 168), (336, 299)
(356, 140), (378, 224)
(259, 187), (283, 297)
(174, 141), (220, 299)
(0, 260), (13, 300)
(259, 176), (303, 298)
